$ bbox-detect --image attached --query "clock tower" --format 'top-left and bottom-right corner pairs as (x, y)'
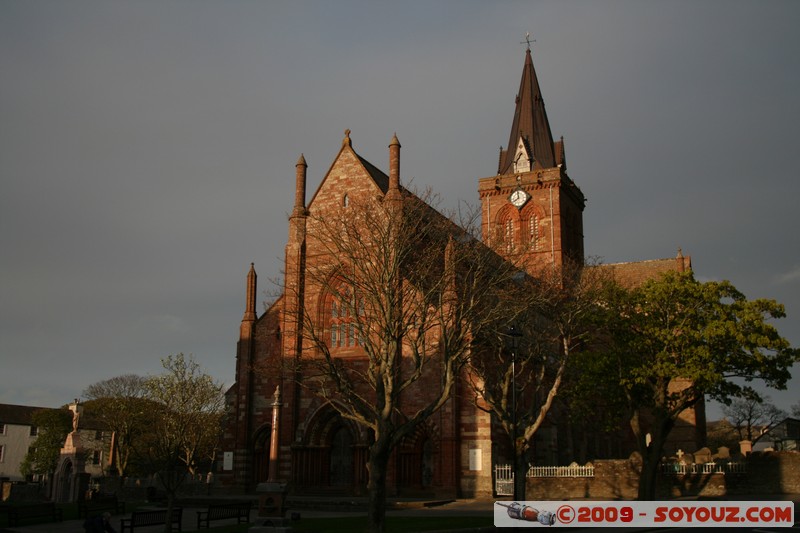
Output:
(478, 47), (585, 273)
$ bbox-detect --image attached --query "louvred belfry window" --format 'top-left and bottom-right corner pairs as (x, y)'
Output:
(497, 211), (516, 254)
(528, 214), (539, 250)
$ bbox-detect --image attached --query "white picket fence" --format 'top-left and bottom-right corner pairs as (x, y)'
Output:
(660, 461), (746, 475)
(494, 463), (595, 495)
(529, 464), (595, 477)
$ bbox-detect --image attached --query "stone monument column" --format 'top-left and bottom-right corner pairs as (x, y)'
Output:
(267, 386), (282, 482)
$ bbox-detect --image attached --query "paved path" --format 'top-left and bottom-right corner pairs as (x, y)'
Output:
(1, 501), (496, 533)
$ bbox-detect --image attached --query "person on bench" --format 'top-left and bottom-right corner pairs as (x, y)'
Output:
(84, 511), (118, 533)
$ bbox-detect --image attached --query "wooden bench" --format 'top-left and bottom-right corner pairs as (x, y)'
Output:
(120, 507), (182, 532)
(196, 500), (252, 529)
(5, 502), (63, 527)
(78, 494), (126, 518)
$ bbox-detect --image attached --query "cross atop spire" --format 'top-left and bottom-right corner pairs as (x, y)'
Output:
(520, 32), (535, 51)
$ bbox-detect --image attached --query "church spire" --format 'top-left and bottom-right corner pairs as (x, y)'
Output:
(499, 47), (556, 174)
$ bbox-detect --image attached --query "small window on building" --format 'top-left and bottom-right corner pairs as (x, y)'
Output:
(0, 444), (5, 462)
(91, 450), (101, 465)
(95, 430), (104, 440)
(30, 426), (38, 437)
(0, 423), (6, 435)
(343, 194), (350, 207)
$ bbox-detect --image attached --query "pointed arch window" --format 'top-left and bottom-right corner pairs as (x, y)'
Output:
(528, 213), (539, 250)
(326, 284), (364, 352)
(505, 219), (515, 253)
(496, 208), (518, 255)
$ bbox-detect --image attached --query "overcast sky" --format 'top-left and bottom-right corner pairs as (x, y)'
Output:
(2, 1), (798, 421)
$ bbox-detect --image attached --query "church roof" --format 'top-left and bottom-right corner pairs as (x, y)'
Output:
(356, 154), (389, 193)
(593, 251), (692, 288)
(498, 48), (557, 174)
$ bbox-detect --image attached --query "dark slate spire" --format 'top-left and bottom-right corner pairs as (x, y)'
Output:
(499, 48), (556, 174)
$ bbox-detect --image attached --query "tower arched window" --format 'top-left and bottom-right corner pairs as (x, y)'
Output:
(505, 219), (515, 253)
(528, 214), (539, 250)
(496, 208), (518, 255)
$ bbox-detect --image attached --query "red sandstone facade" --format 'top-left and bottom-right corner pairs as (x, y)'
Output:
(218, 49), (704, 496)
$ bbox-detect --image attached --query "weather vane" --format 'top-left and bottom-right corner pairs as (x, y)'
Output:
(521, 32), (535, 51)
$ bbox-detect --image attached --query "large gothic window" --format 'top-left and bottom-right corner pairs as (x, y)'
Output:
(326, 285), (364, 352)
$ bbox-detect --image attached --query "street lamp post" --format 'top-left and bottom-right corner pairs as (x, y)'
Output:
(507, 325), (523, 501)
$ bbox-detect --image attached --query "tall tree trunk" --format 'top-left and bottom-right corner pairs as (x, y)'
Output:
(366, 440), (391, 533)
(635, 416), (672, 501)
(637, 445), (661, 501)
(513, 446), (528, 501)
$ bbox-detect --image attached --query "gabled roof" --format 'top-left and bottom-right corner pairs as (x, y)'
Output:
(499, 48), (557, 174)
(306, 130), (391, 208)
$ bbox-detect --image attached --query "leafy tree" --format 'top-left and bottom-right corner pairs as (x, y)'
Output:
(468, 259), (610, 499)
(82, 374), (150, 477)
(20, 408), (72, 483)
(722, 395), (787, 444)
(791, 401), (800, 418)
(142, 354), (224, 532)
(285, 190), (519, 533)
(601, 270), (798, 500)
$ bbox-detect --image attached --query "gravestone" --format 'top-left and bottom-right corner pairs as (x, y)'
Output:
(694, 447), (712, 464)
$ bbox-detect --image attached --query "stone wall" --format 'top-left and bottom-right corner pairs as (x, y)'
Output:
(526, 458), (640, 500)
(524, 451), (799, 500)
(1, 481), (46, 502)
(662, 451), (800, 497)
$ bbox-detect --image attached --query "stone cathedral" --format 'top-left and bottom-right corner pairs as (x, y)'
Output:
(217, 48), (704, 497)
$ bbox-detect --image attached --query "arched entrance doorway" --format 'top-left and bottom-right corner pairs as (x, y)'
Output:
(56, 459), (73, 502)
(292, 404), (365, 491)
(397, 423), (438, 491)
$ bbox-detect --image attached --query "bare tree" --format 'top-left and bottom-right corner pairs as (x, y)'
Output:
(83, 374), (149, 477)
(283, 190), (520, 533)
(468, 258), (610, 500)
(722, 395), (787, 444)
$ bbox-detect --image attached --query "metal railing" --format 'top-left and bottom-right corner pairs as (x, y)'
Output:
(495, 463), (595, 494)
(528, 464), (595, 478)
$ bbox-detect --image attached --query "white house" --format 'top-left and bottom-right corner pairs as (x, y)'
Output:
(0, 403), (47, 482)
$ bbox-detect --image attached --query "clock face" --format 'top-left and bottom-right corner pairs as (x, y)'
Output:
(509, 189), (529, 208)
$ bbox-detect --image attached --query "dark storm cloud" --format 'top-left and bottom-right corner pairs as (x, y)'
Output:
(1, 1), (798, 416)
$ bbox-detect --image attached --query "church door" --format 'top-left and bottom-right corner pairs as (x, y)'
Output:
(329, 427), (353, 487)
